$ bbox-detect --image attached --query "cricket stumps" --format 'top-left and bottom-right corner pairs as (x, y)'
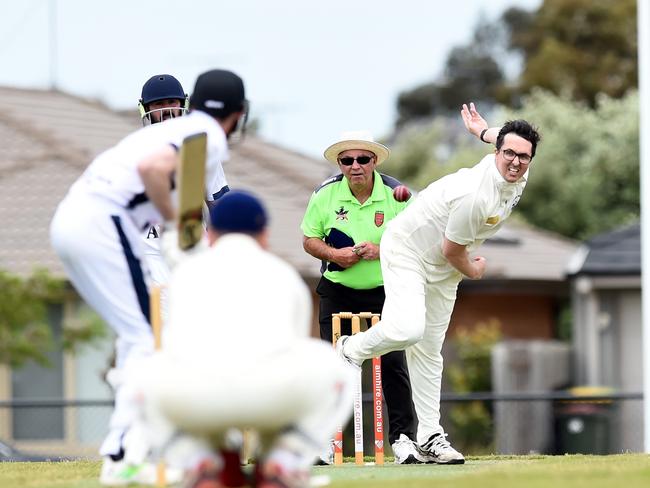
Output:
(331, 312), (384, 466)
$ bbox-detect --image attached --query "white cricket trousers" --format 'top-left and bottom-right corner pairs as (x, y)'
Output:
(50, 193), (155, 456)
(142, 339), (356, 468)
(343, 230), (461, 445)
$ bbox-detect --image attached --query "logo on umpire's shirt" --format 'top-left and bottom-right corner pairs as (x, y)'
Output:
(374, 211), (384, 227)
(335, 206), (349, 221)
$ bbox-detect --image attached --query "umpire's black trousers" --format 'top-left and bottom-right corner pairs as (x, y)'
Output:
(316, 276), (416, 445)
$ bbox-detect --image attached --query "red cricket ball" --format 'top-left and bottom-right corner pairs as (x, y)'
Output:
(393, 185), (411, 202)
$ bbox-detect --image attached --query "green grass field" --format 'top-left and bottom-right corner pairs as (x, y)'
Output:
(0, 455), (648, 488)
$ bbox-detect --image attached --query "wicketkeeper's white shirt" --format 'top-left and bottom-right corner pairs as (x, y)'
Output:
(163, 234), (313, 360)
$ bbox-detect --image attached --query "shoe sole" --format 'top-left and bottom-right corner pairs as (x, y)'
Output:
(417, 456), (465, 465)
(395, 454), (422, 464)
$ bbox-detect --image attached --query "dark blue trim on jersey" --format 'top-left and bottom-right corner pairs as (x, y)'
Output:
(111, 215), (150, 324)
(127, 175), (176, 209)
(126, 143), (177, 208)
(314, 174), (344, 193)
(379, 173), (402, 189)
(212, 185), (230, 201)
(127, 192), (148, 209)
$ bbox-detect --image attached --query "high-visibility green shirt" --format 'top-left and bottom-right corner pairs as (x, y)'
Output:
(301, 171), (411, 289)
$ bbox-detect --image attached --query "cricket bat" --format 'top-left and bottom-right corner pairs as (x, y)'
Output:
(177, 132), (207, 250)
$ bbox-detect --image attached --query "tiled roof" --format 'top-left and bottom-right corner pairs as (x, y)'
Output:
(0, 86), (329, 278)
(480, 221), (578, 281)
(569, 222), (640, 276)
(0, 86), (576, 283)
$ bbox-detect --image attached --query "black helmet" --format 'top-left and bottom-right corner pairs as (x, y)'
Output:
(190, 69), (247, 118)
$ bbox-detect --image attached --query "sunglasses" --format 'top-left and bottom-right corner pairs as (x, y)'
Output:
(338, 155), (374, 166)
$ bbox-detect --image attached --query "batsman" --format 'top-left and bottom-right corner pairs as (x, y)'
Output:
(49, 69), (248, 486)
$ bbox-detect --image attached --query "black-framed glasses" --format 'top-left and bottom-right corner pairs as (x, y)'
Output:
(501, 148), (532, 165)
(338, 155), (374, 166)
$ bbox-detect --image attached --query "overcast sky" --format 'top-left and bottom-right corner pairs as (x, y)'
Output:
(1, 0), (541, 158)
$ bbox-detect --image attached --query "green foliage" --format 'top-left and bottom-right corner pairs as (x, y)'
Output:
(382, 119), (487, 191)
(446, 320), (502, 454)
(0, 269), (63, 367)
(62, 307), (107, 353)
(394, 0), (637, 128)
(448, 320), (502, 392)
(509, 0), (637, 106)
(395, 17), (507, 126)
(501, 89), (639, 239)
(385, 89), (639, 240)
(0, 269), (106, 368)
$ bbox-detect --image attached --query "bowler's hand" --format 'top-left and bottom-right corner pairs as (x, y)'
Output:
(461, 102), (488, 138)
(352, 241), (379, 261)
(329, 246), (362, 269)
(470, 256), (487, 280)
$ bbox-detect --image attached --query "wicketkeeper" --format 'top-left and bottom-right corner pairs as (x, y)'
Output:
(137, 191), (356, 488)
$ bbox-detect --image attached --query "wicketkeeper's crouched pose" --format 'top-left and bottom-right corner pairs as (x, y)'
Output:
(135, 191), (356, 488)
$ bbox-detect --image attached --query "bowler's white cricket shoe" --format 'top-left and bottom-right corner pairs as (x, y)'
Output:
(415, 433), (465, 464)
(391, 434), (422, 464)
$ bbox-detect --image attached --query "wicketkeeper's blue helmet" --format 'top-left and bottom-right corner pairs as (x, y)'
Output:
(138, 74), (188, 125)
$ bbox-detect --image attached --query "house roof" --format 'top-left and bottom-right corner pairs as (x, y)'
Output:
(568, 222), (640, 276)
(0, 86), (576, 284)
(0, 86), (329, 278)
(479, 220), (578, 281)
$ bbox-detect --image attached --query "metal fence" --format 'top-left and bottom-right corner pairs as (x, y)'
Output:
(0, 392), (644, 459)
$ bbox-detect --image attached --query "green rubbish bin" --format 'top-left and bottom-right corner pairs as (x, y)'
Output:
(554, 386), (613, 455)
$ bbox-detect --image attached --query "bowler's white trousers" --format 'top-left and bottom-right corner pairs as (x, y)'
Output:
(50, 193), (155, 456)
(141, 339), (355, 468)
(343, 230), (461, 446)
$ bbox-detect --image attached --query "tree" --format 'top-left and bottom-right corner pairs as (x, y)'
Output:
(506, 0), (637, 106)
(395, 0), (637, 128)
(446, 319), (502, 453)
(395, 17), (508, 127)
(503, 89), (639, 239)
(0, 269), (106, 367)
(385, 89), (639, 240)
(382, 118), (486, 190)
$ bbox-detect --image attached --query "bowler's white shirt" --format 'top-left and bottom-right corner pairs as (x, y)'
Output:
(386, 154), (527, 268)
(163, 234), (312, 360)
(68, 111), (229, 231)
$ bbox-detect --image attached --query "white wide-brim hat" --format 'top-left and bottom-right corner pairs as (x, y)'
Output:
(324, 130), (390, 165)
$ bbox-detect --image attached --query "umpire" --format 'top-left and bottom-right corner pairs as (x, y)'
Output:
(301, 131), (420, 464)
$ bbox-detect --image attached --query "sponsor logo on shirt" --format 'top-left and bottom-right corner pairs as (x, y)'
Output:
(511, 195), (521, 209)
(335, 206), (349, 221)
(374, 211), (384, 227)
(146, 226), (160, 239)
